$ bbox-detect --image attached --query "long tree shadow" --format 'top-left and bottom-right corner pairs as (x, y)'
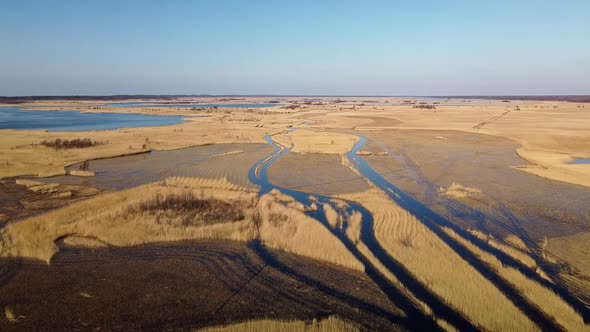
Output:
(375, 136), (590, 322)
(348, 137), (578, 330)
(249, 134), (480, 331)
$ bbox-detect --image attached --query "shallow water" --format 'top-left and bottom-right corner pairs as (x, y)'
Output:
(0, 107), (183, 131)
(26, 127), (590, 326)
(106, 102), (278, 109)
(40, 143), (272, 191)
(570, 159), (590, 165)
(246, 134), (483, 329)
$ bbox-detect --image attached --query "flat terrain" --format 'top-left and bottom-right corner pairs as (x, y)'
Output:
(0, 240), (401, 331)
(1, 96), (589, 331)
(268, 152), (369, 195)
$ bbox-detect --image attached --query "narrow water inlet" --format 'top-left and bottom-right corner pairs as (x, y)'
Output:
(570, 159), (590, 165)
(248, 131), (482, 330)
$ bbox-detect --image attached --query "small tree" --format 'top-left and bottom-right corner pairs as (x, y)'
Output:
(80, 160), (90, 171)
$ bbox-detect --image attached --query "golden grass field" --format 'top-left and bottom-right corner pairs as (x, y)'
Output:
(201, 316), (359, 332)
(339, 189), (538, 331)
(0, 177), (363, 271)
(444, 227), (589, 332)
(1, 97), (590, 330)
(3, 98), (590, 186)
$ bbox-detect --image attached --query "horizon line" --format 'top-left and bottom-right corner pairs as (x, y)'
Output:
(2, 94), (590, 98)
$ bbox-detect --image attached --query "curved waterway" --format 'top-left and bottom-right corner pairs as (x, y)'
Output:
(250, 130), (590, 330)
(248, 132), (477, 331)
(348, 137), (590, 327)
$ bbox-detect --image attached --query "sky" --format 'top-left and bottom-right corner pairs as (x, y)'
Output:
(1, 0), (589, 96)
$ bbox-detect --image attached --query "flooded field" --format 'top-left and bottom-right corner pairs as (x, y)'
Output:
(40, 143), (273, 191)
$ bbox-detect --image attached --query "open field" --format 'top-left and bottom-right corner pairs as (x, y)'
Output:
(1, 96), (589, 330)
(0, 240), (401, 331)
(4, 97), (589, 186)
(268, 152), (369, 195)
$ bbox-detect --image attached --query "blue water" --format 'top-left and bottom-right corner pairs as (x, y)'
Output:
(106, 102), (277, 109)
(570, 159), (590, 165)
(0, 107), (184, 131)
(246, 132), (475, 329)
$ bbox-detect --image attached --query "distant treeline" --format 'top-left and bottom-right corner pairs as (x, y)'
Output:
(413, 104), (437, 109)
(1, 94), (589, 103)
(438, 95), (590, 103)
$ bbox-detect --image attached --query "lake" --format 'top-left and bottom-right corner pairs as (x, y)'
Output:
(0, 107), (184, 131)
(106, 102), (278, 108)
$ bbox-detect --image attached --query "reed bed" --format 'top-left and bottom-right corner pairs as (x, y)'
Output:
(339, 189), (537, 331)
(468, 229), (537, 269)
(0, 178), (363, 272)
(444, 227), (589, 332)
(258, 193), (363, 271)
(202, 316), (358, 332)
(0, 180), (258, 263)
(439, 183), (481, 199)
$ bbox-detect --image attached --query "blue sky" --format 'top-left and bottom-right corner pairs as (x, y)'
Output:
(1, 1), (589, 96)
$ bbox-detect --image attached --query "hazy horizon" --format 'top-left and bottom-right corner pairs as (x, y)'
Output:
(2, 1), (589, 96)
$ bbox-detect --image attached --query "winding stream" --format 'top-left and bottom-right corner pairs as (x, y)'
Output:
(250, 129), (590, 330)
(348, 137), (590, 326)
(248, 133), (477, 331)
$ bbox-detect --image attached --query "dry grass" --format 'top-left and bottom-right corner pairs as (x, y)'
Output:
(505, 234), (530, 252)
(69, 170), (95, 177)
(444, 227), (589, 332)
(356, 242), (435, 318)
(201, 316), (358, 332)
(1, 177), (362, 271)
(339, 189), (537, 331)
(323, 203), (339, 228)
(513, 149), (590, 188)
(164, 176), (249, 192)
(272, 129), (359, 154)
(210, 150), (243, 158)
(345, 211), (362, 245)
(62, 235), (107, 248)
(0, 180), (258, 263)
(439, 183), (481, 199)
(467, 229), (537, 269)
(127, 192), (245, 227)
(15, 178), (99, 199)
(257, 193), (363, 271)
(321, 202), (361, 244)
(5, 306), (17, 323)
(268, 189), (306, 211)
(16, 179), (60, 193)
